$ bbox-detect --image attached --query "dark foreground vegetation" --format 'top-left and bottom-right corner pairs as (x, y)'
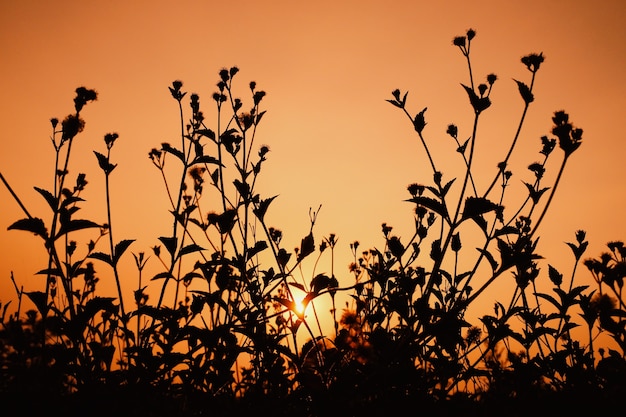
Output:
(1, 30), (625, 416)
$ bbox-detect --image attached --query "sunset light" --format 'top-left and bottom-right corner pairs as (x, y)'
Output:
(1, 1), (625, 415)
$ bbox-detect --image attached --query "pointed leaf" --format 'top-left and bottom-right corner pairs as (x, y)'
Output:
(514, 79), (534, 104)
(246, 240), (268, 260)
(8, 217), (47, 238)
(407, 196), (448, 220)
(192, 155), (222, 166)
(161, 143), (185, 162)
(113, 239), (135, 264)
(33, 187), (57, 211)
(477, 247), (498, 272)
(158, 236), (178, 258)
(196, 128), (216, 141)
(25, 291), (48, 316)
(88, 251), (113, 266)
(177, 243), (205, 258)
(55, 219), (101, 240)
(253, 195), (278, 221)
(298, 232), (315, 261)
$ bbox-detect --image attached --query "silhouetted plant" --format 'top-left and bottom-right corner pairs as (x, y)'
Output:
(1, 29), (624, 416)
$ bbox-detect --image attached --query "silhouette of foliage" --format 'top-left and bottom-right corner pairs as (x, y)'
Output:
(0, 29), (624, 416)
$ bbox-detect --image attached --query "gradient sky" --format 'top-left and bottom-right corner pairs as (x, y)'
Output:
(1, 0), (625, 326)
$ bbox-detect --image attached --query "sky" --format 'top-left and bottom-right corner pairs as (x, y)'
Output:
(1, 0), (625, 333)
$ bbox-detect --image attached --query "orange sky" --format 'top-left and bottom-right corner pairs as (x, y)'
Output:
(1, 0), (625, 328)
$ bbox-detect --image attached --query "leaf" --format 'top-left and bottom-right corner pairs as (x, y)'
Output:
(514, 79), (534, 104)
(161, 143), (185, 162)
(33, 186), (57, 211)
(151, 271), (175, 281)
(253, 195), (278, 221)
(548, 264), (563, 286)
(88, 252), (113, 266)
(407, 196), (448, 220)
(523, 182), (550, 204)
(191, 155), (222, 166)
(461, 84), (491, 113)
(55, 219), (101, 240)
(535, 292), (562, 311)
(94, 151), (116, 174)
(413, 107), (427, 134)
(310, 273), (334, 294)
(35, 268), (63, 277)
(233, 179), (250, 199)
(246, 240), (268, 260)
(178, 244), (205, 259)
(440, 179), (456, 197)
(298, 232), (315, 261)
(158, 236), (178, 258)
(494, 225), (519, 237)
(457, 138), (470, 154)
(386, 99), (403, 108)
(25, 291), (48, 316)
(196, 128), (216, 141)
(461, 197), (500, 221)
(477, 247), (498, 272)
(8, 218), (47, 238)
(113, 239), (135, 264)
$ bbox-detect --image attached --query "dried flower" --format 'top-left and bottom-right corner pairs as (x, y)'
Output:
(521, 53), (544, 73)
(453, 36), (466, 47)
(61, 114), (85, 141)
(74, 87), (98, 112)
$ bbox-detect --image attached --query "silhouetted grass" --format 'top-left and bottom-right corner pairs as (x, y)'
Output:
(1, 29), (625, 416)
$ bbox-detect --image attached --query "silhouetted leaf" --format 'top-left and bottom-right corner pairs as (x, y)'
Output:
(151, 271), (175, 281)
(94, 151), (116, 174)
(233, 179), (250, 198)
(535, 292), (561, 311)
(178, 244), (205, 258)
(35, 267), (63, 277)
(494, 226), (519, 237)
(216, 209), (237, 234)
(461, 84), (491, 113)
(55, 219), (101, 240)
(34, 186), (57, 211)
(567, 241), (588, 261)
(298, 232), (315, 261)
(413, 107), (427, 133)
(8, 217), (47, 238)
(253, 195), (278, 221)
(386, 99), (403, 108)
(25, 291), (48, 316)
(407, 196), (448, 220)
(548, 264), (563, 286)
(78, 297), (117, 324)
(514, 79), (534, 104)
(523, 182), (550, 204)
(440, 179), (456, 197)
(477, 247), (498, 271)
(457, 138), (470, 154)
(461, 197), (500, 221)
(158, 236), (178, 258)
(192, 155), (222, 165)
(310, 274), (335, 294)
(113, 239), (135, 264)
(246, 240), (268, 260)
(161, 143), (185, 162)
(89, 252), (113, 266)
(430, 239), (442, 262)
(196, 128), (216, 141)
